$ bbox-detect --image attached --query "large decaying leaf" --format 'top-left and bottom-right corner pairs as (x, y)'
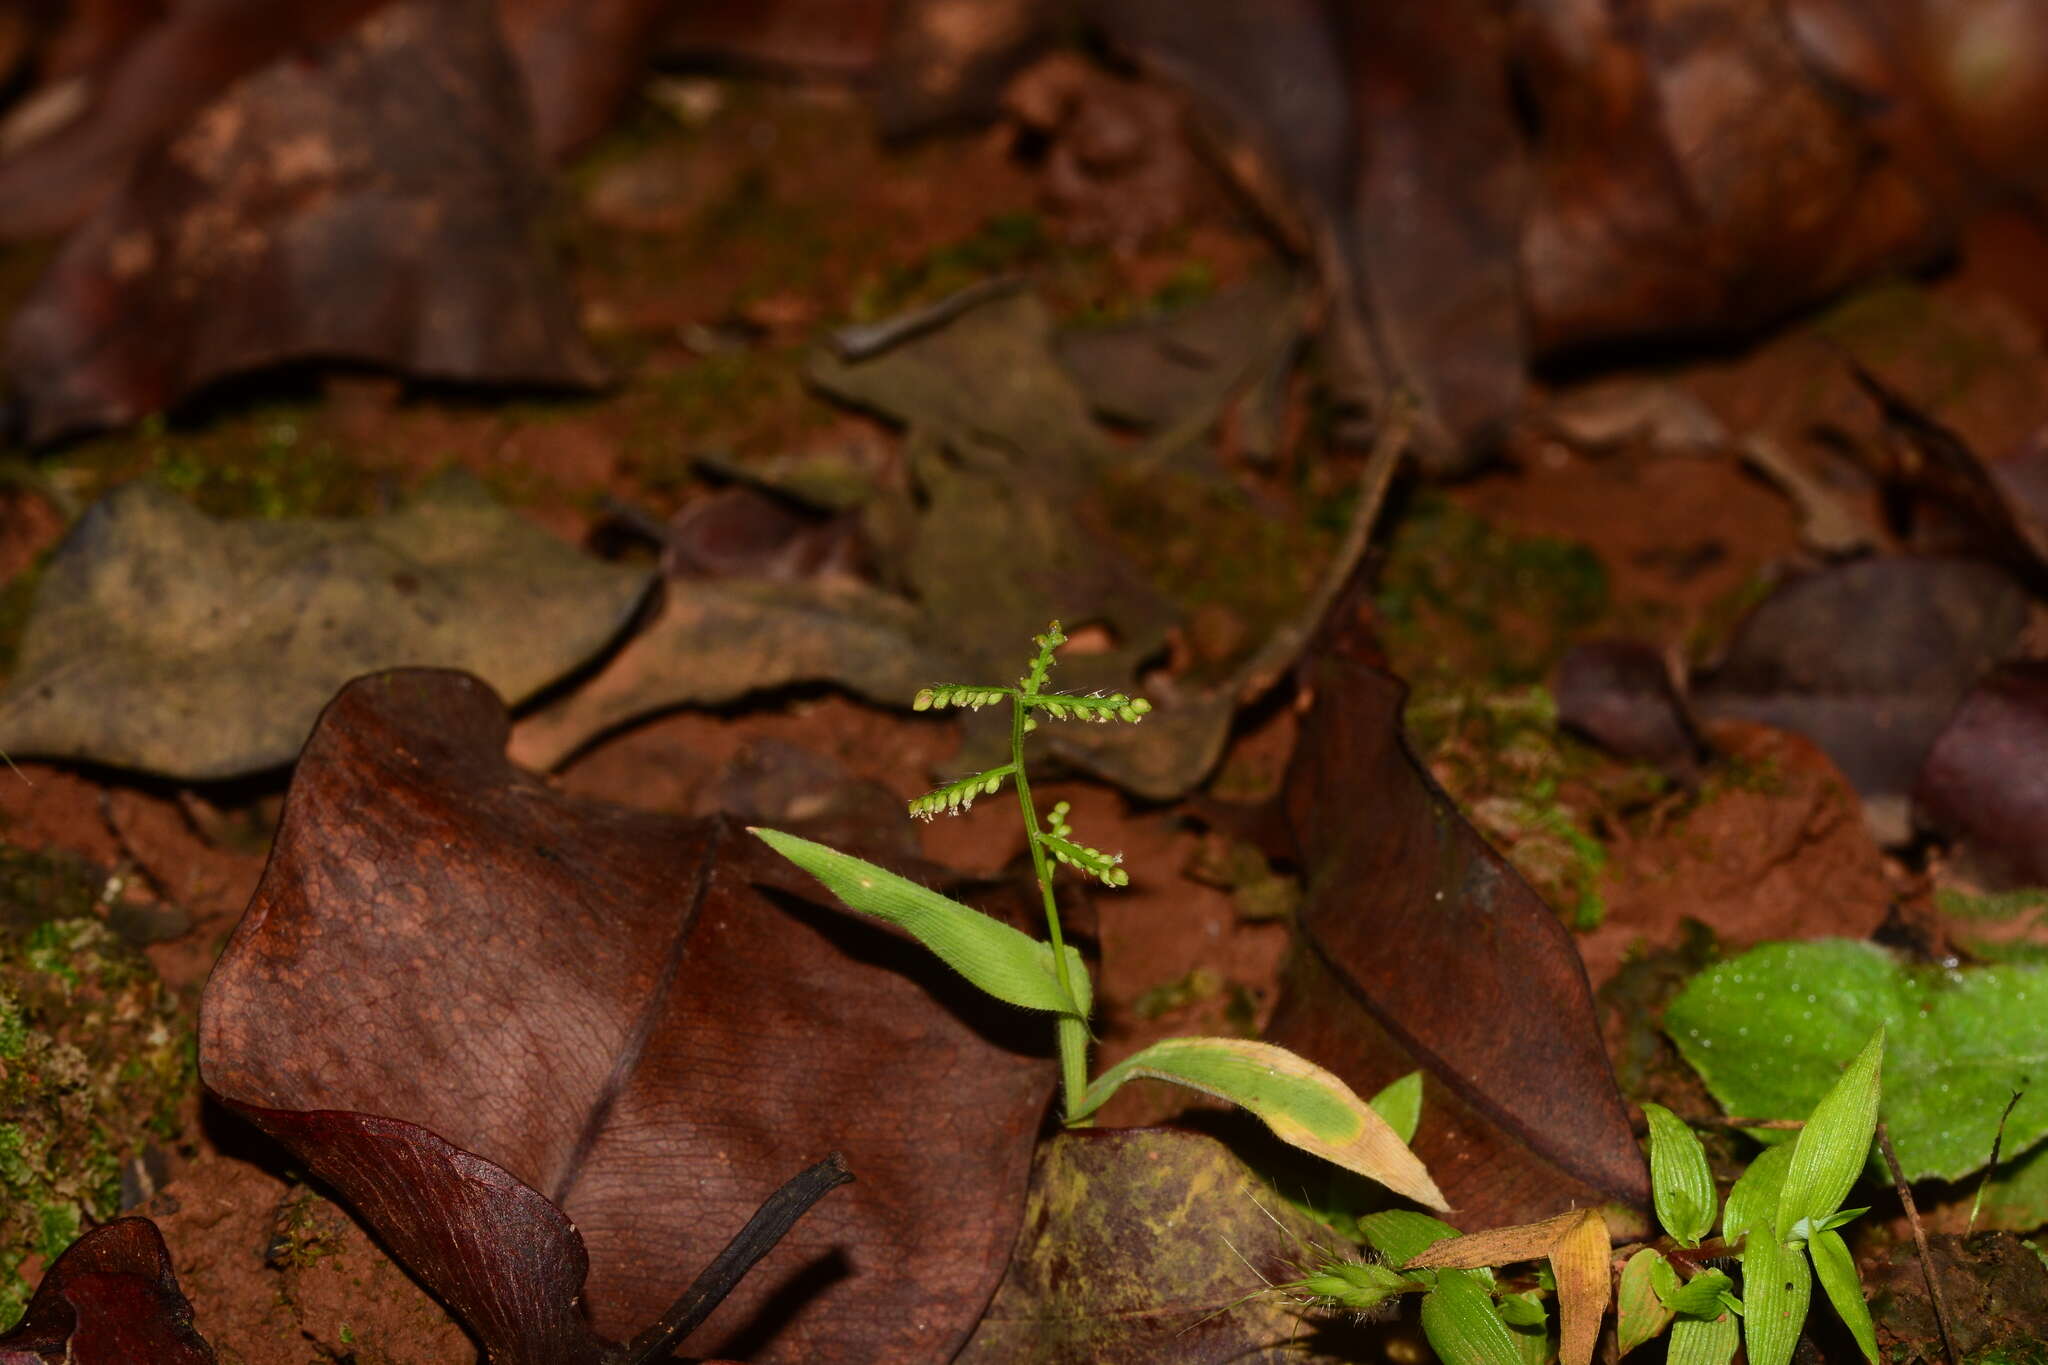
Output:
(518, 286), (1379, 800)
(0, 480), (651, 779)
(4, 0), (604, 444)
(1668, 941), (2048, 1188)
(1263, 599), (1650, 1226)
(199, 669), (1055, 1361)
(953, 1128), (1361, 1364)
(0, 1218), (213, 1364)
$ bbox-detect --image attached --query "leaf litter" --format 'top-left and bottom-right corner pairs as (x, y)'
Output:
(12, 31), (2048, 1365)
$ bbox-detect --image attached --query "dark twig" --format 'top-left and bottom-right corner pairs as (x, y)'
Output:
(1968, 1089), (2024, 1235)
(1877, 1123), (1957, 1365)
(607, 1153), (854, 1365)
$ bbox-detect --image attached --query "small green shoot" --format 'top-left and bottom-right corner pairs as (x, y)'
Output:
(1396, 1029), (1886, 1365)
(753, 623), (1446, 1209)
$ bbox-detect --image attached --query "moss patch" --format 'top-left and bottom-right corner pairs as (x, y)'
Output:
(0, 911), (196, 1329)
(1373, 494), (1639, 929)
(52, 406), (381, 521)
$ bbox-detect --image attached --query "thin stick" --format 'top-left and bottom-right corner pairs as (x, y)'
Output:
(1877, 1123), (1957, 1365)
(1691, 1116), (1805, 1131)
(1967, 1090), (2024, 1235)
(608, 1153), (854, 1365)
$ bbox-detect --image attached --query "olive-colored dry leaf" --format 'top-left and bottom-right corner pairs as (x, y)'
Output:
(200, 669), (1055, 1361)
(953, 1127), (1361, 1364)
(3, 0), (604, 444)
(507, 577), (944, 771)
(522, 286), (1374, 799)
(1052, 270), (1304, 432)
(1264, 597), (1651, 1226)
(0, 1218), (213, 1364)
(0, 478), (651, 779)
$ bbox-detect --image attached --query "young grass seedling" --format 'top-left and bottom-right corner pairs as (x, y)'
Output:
(1369, 1028), (1886, 1365)
(753, 622), (1447, 1210)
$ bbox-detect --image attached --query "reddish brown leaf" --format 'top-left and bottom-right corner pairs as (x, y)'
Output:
(1263, 599), (1650, 1226)
(4, 0), (603, 444)
(1554, 638), (1702, 781)
(1916, 662), (2048, 889)
(0, 1218), (214, 1364)
(0, 0), (391, 241)
(1518, 0), (1945, 355)
(1693, 557), (2029, 811)
(199, 668), (1053, 1361)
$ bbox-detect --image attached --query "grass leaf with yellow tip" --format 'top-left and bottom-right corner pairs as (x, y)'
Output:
(1074, 1038), (1447, 1209)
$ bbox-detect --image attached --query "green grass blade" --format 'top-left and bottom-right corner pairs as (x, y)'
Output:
(1643, 1102), (1716, 1246)
(1775, 1028), (1883, 1243)
(1660, 1269), (1734, 1317)
(1368, 1071), (1424, 1144)
(1723, 1143), (1794, 1244)
(1666, 1308), (1740, 1365)
(1073, 1037), (1447, 1209)
(1616, 1249), (1675, 1357)
(1809, 1228), (1878, 1363)
(1740, 1233), (1811, 1365)
(1420, 1269), (1525, 1365)
(750, 827), (1085, 1016)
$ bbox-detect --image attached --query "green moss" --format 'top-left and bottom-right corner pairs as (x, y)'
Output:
(1371, 496), (1631, 929)
(51, 405), (379, 521)
(1375, 493), (1608, 690)
(1097, 467), (1334, 681)
(0, 911), (197, 1315)
(851, 212), (1055, 321)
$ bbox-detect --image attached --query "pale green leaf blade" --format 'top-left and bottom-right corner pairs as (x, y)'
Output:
(1420, 1269), (1524, 1365)
(1076, 1037), (1448, 1209)
(1497, 1292), (1548, 1365)
(1665, 940), (2048, 1185)
(751, 827), (1084, 1015)
(1660, 1269), (1733, 1317)
(1368, 1071), (1424, 1144)
(1358, 1210), (1462, 1268)
(1809, 1228), (1878, 1364)
(1740, 1232), (1811, 1365)
(1643, 1102), (1716, 1246)
(1616, 1249), (1676, 1357)
(1667, 1308), (1740, 1365)
(1776, 1028), (1884, 1243)
(1724, 1143), (1795, 1244)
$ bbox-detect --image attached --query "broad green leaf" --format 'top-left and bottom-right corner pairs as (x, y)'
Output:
(1724, 1142), (1795, 1243)
(1667, 1308), (1740, 1365)
(1644, 1102), (1716, 1245)
(751, 828), (1086, 1015)
(1809, 1228), (1878, 1363)
(1659, 1269), (1733, 1317)
(1420, 1269), (1524, 1365)
(1667, 940), (2048, 1182)
(1369, 1070), (1425, 1144)
(1617, 1249), (1675, 1356)
(1074, 1038), (1448, 1209)
(1776, 1028), (1883, 1243)
(1740, 1231), (1810, 1365)
(1359, 1210), (1463, 1269)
